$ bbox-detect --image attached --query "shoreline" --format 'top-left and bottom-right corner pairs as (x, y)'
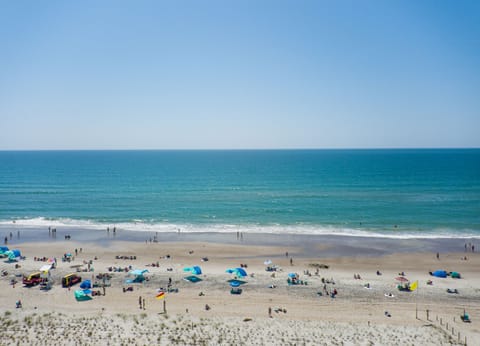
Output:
(2, 226), (477, 258)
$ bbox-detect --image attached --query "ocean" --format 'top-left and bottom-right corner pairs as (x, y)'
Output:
(0, 149), (479, 239)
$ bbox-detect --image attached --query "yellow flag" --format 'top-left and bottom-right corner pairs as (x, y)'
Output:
(409, 280), (418, 291)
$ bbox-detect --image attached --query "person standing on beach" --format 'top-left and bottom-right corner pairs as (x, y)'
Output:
(142, 298), (145, 310)
(138, 296), (142, 309)
(268, 307), (272, 318)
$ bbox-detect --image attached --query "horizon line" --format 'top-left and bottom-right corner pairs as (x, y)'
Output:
(0, 147), (479, 152)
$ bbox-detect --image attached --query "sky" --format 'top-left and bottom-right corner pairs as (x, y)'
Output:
(0, 0), (479, 150)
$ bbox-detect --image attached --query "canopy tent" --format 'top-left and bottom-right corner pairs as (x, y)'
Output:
(74, 290), (92, 301)
(0, 246), (9, 255)
(226, 268), (247, 278)
(431, 270), (447, 278)
(183, 266), (202, 275)
(40, 265), (52, 282)
(39, 264), (52, 272)
(125, 269), (149, 284)
(80, 280), (92, 289)
(184, 275), (202, 283)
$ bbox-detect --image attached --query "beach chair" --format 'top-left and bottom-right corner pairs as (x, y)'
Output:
(461, 313), (471, 323)
(230, 288), (242, 295)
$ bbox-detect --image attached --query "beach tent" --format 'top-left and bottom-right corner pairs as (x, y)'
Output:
(80, 280), (92, 289)
(226, 268), (247, 278)
(74, 290), (92, 301)
(183, 266), (202, 275)
(183, 275), (202, 283)
(125, 269), (149, 284)
(0, 246), (9, 255)
(264, 260), (272, 266)
(4, 250), (21, 262)
(450, 272), (461, 279)
(432, 270), (447, 278)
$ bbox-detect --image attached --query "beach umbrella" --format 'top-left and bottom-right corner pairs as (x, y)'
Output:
(183, 266), (202, 275)
(125, 269), (149, 284)
(130, 269), (149, 276)
(395, 277), (409, 282)
(264, 260), (272, 265)
(226, 267), (247, 277)
(228, 279), (247, 287)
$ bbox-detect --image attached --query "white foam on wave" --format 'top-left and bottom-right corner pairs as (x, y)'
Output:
(0, 217), (479, 240)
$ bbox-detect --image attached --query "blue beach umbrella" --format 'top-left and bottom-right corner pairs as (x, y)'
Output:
(226, 268), (247, 277)
(183, 266), (202, 275)
(228, 279), (247, 287)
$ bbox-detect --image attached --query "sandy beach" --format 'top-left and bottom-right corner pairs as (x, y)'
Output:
(0, 230), (479, 345)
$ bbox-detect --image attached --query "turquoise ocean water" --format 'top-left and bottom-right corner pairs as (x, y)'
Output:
(0, 149), (479, 238)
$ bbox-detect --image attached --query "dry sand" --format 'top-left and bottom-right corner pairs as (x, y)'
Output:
(1, 234), (479, 345)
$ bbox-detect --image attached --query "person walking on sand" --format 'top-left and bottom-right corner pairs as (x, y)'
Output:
(268, 307), (272, 318)
(436, 252), (439, 260)
(142, 298), (145, 310)
(138, 296), (142, 309)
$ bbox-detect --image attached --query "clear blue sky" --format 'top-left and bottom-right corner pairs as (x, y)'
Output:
(1, 1), (479, 149)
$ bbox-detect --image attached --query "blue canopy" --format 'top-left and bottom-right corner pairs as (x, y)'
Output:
(80, 280), (92, 289)
(0, 246), (9, 253)
(226, 268), (247, 277)
(432, 270), (447, 278)
(288, 273), (298, 278)
(183, 266), (202, 275)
